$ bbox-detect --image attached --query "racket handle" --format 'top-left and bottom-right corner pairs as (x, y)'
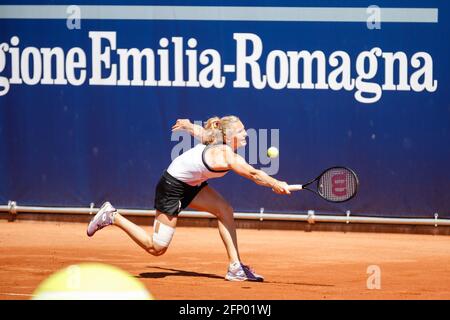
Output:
(289, 184), (303, 191)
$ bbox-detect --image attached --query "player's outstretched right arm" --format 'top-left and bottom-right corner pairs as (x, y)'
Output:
(223, 147), (291, 195)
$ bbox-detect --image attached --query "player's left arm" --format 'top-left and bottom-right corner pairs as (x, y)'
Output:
(172, 119), (205, 142)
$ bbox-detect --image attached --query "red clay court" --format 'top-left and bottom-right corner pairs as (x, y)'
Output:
(1, 220), (449, 300)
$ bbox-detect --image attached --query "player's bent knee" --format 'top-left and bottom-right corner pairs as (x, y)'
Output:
(143, 237), (153, 251)
(152, 219), (175, 251)
(147, 246), (167, 256)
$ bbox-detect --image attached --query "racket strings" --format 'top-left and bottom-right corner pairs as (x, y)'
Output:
(318, 168), (357, 202)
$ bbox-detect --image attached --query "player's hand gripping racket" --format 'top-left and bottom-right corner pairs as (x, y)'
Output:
(289, 167), (359, 202)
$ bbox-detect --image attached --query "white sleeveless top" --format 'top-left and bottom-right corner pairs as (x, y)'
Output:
(167, 144), (230, 186)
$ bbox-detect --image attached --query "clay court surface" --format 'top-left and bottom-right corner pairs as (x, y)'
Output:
(0, 220), (449, 300)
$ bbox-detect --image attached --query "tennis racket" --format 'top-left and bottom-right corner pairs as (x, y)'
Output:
(289, 166), (359, 202)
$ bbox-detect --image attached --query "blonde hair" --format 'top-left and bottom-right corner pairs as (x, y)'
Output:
(203, 115), (241, 145)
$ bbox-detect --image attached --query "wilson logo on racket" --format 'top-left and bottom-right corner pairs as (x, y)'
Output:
(331, 172), (348, 197)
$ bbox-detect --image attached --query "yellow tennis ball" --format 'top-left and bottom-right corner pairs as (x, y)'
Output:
(267, 147), (279, 158)
(32, 263), (153, 300)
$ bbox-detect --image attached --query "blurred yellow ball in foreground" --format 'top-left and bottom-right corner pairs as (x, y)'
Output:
(33, 263), (153, 300)
(267, 147), (279, 158)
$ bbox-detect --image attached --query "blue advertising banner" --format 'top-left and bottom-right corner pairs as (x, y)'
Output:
(0, 1), (449, 218)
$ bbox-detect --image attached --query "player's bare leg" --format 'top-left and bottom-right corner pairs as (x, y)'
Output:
(188, 186), (240, 263)
(113, 210), (177, 256)
(188, 186), (263, 281)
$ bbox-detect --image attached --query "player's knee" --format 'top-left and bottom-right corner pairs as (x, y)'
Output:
(142, 237), (166, 256)
(147, 246), (167, 256)
(143, 237), (153, 251)
(151, 220), (175, 255)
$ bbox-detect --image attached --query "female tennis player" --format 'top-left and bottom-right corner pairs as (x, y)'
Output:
(87, 115), (291, 281)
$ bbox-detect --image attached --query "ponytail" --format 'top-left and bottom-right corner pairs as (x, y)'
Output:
(202, 115), (240, 145)
(203, 116), (223, 145)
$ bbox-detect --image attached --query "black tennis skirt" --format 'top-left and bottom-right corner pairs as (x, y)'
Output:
(154, 171), (208, 216)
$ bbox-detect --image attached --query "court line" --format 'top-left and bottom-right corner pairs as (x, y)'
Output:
(0, 292), (35, 297)
(0, 5), (438, 23)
